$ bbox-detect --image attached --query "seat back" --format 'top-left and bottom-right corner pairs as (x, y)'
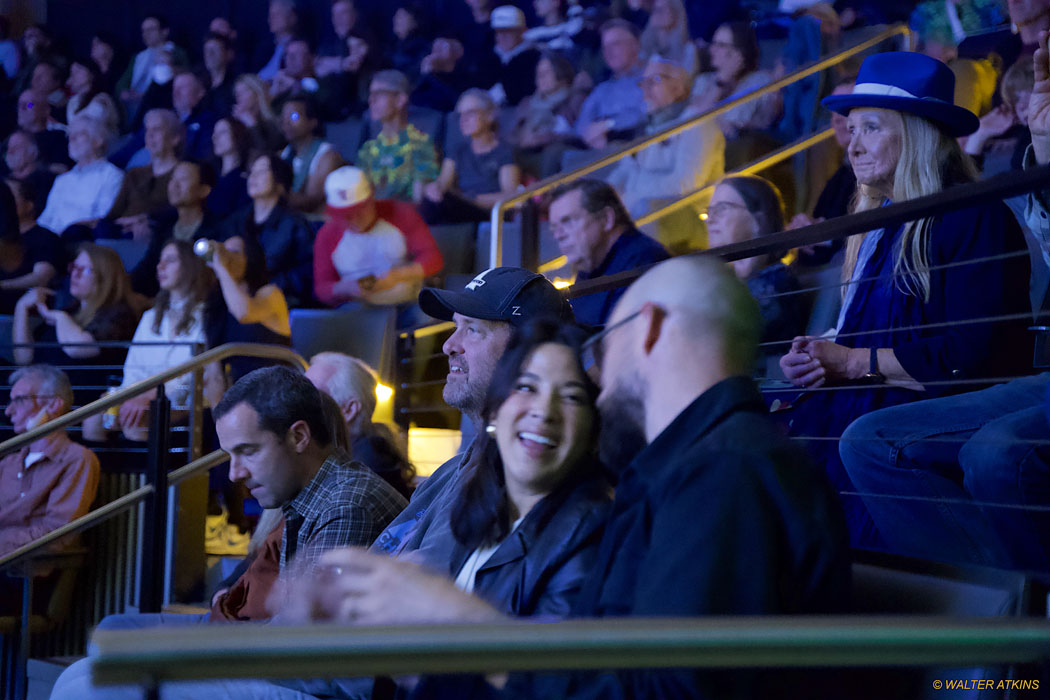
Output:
(290, 306), (398, 383)
(325, 116), (366, 162)
(96, 238), (149, 276)
(428, 223), (477, 284)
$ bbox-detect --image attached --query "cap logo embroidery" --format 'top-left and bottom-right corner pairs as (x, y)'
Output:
(465, 269), (494, 291)
(512, 305), (522, 316)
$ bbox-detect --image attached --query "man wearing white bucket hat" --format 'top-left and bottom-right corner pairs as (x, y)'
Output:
(313, 165), (443, 307)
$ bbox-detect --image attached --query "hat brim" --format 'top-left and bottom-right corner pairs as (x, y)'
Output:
(325, 199), (373, 221)
(418, 287), (505, 323)
(822, 93), (980, 137)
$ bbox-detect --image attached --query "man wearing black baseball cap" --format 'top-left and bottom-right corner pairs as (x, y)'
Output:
(371, 266), (572, 557)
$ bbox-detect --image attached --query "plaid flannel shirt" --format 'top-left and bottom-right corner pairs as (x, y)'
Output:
(280, 449), (408, 573)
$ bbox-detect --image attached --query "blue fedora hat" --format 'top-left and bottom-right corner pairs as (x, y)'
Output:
(822, 52), (980, 137)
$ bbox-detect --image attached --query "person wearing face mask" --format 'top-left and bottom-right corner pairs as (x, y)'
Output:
(0, 365), (99, 613)
(115, 14), (186, 116)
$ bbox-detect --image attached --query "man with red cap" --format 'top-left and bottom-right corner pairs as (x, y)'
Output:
(313, 165), (443, 307)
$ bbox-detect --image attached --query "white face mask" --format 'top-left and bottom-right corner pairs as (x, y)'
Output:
(24, 405), (51, 431)
(151, 63), (174, 85)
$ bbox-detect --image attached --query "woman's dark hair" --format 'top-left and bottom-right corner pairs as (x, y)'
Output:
(720, 20), (759, 77)
(539, 51), (575, 87)
(720, 175), (785, 236)
(250, 153), (294, 196)
(216, 117), (253, 168)
(152, 239), (216, 336)
(70, 57), (104, 114)
(214, 365), (333, 447)
(449, 318), (600, 549)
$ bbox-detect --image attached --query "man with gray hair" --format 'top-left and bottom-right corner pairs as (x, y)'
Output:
(305, 352), (415, 498)
(357, 69), (439, 203)
(37, 114), (124, 235)
(0, 365), (99, 559)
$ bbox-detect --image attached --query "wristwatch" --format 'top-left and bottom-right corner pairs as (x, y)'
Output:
(861, 347), (886, 384)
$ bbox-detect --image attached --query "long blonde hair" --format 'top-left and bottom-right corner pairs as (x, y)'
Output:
(842, 110), (978, 302)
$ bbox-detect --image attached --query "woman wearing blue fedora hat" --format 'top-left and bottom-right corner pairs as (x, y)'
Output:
(777, 51), (1033, 549)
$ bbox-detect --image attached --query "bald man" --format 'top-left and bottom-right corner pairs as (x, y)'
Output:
(298, 256), (851, 699)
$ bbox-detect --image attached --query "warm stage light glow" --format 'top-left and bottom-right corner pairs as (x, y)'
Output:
(375, 384), (393, 402)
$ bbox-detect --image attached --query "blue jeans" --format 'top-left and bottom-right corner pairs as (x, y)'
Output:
(50, 613), (318, 700)
(839, 374), (1050, 571)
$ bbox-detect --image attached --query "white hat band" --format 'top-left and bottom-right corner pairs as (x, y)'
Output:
(852, 83), (920, 99)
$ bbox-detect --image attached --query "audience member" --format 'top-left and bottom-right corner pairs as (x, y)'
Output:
(548, 178), (668, 326)
(116, 14), (183, 114)
(789, 79), (855, 266)
(49, 366), (408, 700)
(357, 70), (439, 203)
(316, 0), (361, 70)
(964, 58), (1033, 175)
(14, 89), (68, 171)
(37, 115), (123, 237)
(779, 52), (1032, 549)
(640, 0), (699, 76)
(99, 109), (184, 240)
(423, 89), (522, 223)
(390, 3), (432, 83)
(574, 19), (647, 149)
(706, 175), (806, 365)
(12, 24), (57, 96)
(524, 0), (585, 54)
(910, 0), (1006, 63)
(206, 117), (252, 219)
(221, 153), (315, 307)
(89, 32), (122, 95)
(232, 74), (284, 154)
(305, 352), (416, 499)
(278, 96), (343, 217)
(0, 16), (20, 82)
(2, 130), (55, 211)
(84, 240), (213, 443)
(171, 71), (216, 162)
(200, 33), (237, 118)
(839, 37), (1050, 573)
(512, 52), (588, 178)
(269, 37), (333, 116)
(484, 6), (542, 107)
(691, 20), (782, 139)
(12, 243), (140, 406)
(372, 267), (573, 555)
(130, 160), (222, 297)
(316, 0), (377, 113)
(314, 166), (442, 307)
(0, 365), (99, 575)
(65, 57), (120, 137)
(299, 256), (849, 700)
(31, 60), (68, 118)
(606, 56), (724, 226)
(257, 0), (299, 81)
(0, 178), (61, 313)
(413, 37), (473, 113)
(202, 235), (291, 404)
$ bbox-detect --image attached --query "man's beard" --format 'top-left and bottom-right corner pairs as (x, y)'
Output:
(597, 378), (647, 475)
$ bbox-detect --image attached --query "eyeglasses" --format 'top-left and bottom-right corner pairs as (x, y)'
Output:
(701, 201), (747, 221)
(581, 309), (642, 375)
(8, 395), (54, 408)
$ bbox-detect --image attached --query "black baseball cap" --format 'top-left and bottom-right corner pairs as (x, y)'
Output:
(418, 267), (574, 326)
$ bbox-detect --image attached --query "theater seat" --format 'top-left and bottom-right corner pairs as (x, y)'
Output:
(325, 116), (365, 163)
(428, 223), (477, 287)
(96, 238), (149, 274)
(290, 306), (397, 383)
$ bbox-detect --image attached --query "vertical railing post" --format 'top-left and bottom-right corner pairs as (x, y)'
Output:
(520, 199), (540, 272)
(13, 574), (32, 699)
(394, 332), (414, 435)
(139, 384), (170, 614)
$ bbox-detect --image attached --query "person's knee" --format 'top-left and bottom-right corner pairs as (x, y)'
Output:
(960, 420), (1027, 497)
(839, 411), (890, 471)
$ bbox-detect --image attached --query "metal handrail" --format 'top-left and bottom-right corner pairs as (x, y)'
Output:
(0, 342), (308, 459)
(0, 449), (231, 572)
(486, 23), (911, 268)
(90, 616), (1050, 684)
